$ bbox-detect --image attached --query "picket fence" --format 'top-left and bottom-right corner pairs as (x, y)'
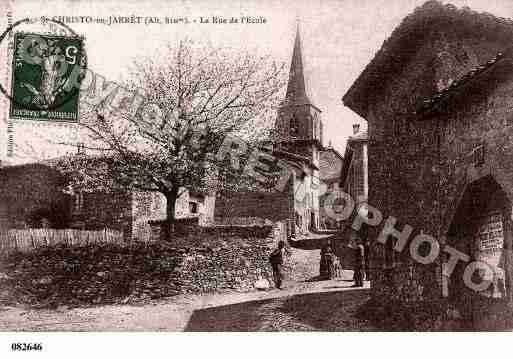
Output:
(0, 228), (124, 254)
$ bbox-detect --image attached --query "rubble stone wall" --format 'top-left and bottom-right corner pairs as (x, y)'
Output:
(148, 220), (287, 292)
(0, 222), (289, 307)
(72, 192), (134, 239)
(0, 163), (72, 229)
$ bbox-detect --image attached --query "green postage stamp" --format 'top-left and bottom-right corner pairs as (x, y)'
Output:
(9, 32), (83, 121)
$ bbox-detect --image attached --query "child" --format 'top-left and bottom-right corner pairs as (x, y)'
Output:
(269, 240), (286, 289)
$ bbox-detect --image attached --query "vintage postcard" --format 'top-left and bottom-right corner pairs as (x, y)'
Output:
(1, 0), (513, 356)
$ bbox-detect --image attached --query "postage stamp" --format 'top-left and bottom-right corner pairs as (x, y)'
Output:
(9, 32), (83, 121)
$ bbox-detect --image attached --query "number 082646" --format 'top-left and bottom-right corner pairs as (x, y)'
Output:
(11, 343), (43, 351)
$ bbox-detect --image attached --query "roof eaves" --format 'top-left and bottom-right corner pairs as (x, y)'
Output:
(416, 51), (507, 115)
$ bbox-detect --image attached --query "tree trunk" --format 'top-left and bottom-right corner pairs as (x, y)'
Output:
(164, 188), (179, 240)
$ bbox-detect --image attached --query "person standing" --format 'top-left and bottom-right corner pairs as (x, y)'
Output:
(319, 245), (327, 278)
(320, 243), (334, 280)
(353, 239), (365, 287)
(269, 240), (286, 289)
(364, 240), (370, 281)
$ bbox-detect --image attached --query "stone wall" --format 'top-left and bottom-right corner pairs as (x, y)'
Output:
(148, 220), (285, 292)
(175, 225), (278, 292)
(371, 262), (442, 303)
(72, 191), (134, 238)
(0, 163), (72, 229)
(148, 219), (277, 243)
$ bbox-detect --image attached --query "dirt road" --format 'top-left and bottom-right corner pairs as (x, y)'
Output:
(0, 275), (372, 331)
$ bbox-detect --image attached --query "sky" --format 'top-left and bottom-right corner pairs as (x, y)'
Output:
(3, 0), (513, 157)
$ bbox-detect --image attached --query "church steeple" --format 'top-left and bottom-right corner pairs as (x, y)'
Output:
(274, 22), (323, 164)
(284, 24), (312, 106)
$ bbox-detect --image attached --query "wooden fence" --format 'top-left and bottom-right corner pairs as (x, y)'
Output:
(0, 228), (124, 254)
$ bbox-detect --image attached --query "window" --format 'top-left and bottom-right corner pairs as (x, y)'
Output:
(473, 144), (485, 167)
(319, 119), (323, 145)
(295, 211), (302, 229)
(384, 235), (396, 268)
(137, 194), (152, 217)
(356, 161), (364, 197)
(189, 202), (199, 214)
(74, 191), (84, 213)
(392, 117), (402, 137)
(290, 115), (299, 136)
(77, 142), (85, 155)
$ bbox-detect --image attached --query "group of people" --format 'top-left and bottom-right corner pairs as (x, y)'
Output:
(319, 244), (338, 280)
(268, 238), (369, 290)
(319, 239), (367, 286)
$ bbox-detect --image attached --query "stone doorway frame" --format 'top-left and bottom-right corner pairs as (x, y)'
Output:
(443, 174), (513, 327)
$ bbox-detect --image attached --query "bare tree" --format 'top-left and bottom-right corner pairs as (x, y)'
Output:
(58, 39), (285, 238)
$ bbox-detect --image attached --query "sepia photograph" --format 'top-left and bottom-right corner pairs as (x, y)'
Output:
(1, 0), (513, 356)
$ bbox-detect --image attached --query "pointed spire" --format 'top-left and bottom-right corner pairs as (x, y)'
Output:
(284, 21), (312, 106)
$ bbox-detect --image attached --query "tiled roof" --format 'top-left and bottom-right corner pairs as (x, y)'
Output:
(274, 149), (319, 171)
(417, 51), (505, 113)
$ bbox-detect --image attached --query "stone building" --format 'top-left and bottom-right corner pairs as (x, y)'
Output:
(319, 145), (344, 229)
(214, 26), (341, 234)
(0, 162), (212, 238)
(74, 187), (212, 239)
(343, 0), (513, 328)
(340, 124), (368, 206)
(0, 163), (71, 230)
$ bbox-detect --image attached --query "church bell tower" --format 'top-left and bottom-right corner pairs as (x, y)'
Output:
(274, 24), (323, 167)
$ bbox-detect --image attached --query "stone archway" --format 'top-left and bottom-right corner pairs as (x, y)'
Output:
(444, 175), (512, 329)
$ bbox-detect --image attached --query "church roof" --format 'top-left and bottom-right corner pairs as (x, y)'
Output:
(283, 25), (314, 107)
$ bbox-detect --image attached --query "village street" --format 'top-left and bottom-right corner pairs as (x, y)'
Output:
(0, 249), (372, 331)
(0, 275), (371, 331)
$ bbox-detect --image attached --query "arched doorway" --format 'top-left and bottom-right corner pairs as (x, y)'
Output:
(444, 175), (511, 329)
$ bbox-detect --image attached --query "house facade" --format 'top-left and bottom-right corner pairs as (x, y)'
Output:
(319, 145), (344, 229)
(340, 124), (368, 207)
(0, 162), (213, 238)
(343, 1), (513, 328)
